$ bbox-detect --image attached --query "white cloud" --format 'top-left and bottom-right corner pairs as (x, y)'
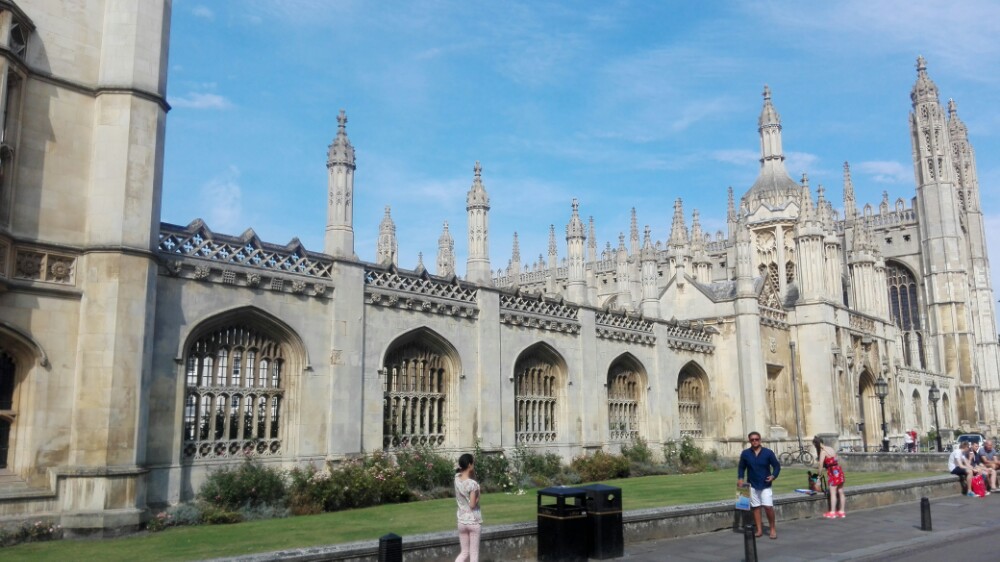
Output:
(192, 5), (214, 20)
(856, 161), (911, 184)
(200, 167), (244, 234)
(169, 93), (233, 110)
(784, 152), (821, 178)
(712, 149), (759, 166)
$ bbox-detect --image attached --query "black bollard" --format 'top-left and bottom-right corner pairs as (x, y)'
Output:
(920, 497), (932, 531)
(743, 523), (758, 562)
(378, 533), (402, 562)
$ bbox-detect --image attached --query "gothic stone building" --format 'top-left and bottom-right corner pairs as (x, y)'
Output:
(1, 1), (998, 533)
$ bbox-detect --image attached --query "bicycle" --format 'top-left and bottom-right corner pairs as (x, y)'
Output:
(779, 445), (814, 466)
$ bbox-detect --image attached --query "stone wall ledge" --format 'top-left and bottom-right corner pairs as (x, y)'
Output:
(209, 474), (958, 562)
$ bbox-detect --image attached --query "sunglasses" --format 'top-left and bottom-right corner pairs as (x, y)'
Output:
(749, 438), (761, 442)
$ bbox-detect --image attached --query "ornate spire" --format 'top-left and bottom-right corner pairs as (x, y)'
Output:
(566, 199), (586, 240)
(466, 161), (490, 208)
(629, 207), (639, 254)
(668, 198), (688, 247)
(799, 173), (815, 220)
(947, 98), (968, 141)
(727, 186), (736, 220)
(910, 55), (939, 105)
(327, 109), (356, 169)
(641, 225), (655, 259)
(745, 85), (799, 204)
(465, 161), (491, 285)
(690, 209), (704, 250)
(587, 216), (597, 262)
(843, 161), (857, 221)
(376, 206), (397, 266)
(436, 220), (455, 277)
(511, 232), (521, 265)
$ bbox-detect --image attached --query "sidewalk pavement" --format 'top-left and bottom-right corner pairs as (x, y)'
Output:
(620, 492), (1000, 561)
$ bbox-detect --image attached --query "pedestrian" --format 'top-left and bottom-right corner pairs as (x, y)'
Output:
(813, 436), (846, 518)
(737, 431), (781, 539)
(454, 453), (482, 562)
(903, 430), (914, 453)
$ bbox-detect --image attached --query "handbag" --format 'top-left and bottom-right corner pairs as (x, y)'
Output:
(971, 474), (987, 497)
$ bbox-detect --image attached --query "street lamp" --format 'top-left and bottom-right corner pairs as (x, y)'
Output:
(874, 374), (890, 452)
(928, 382), (943, 452)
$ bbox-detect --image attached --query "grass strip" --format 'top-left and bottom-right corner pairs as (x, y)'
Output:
(2, 469), (939, 561)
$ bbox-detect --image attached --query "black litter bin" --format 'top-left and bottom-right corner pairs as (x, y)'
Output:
(537, 486), (589, 562)
(582, 483), (624, 559)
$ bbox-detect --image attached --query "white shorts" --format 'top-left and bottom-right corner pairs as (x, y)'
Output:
(750, 487), (773, 508)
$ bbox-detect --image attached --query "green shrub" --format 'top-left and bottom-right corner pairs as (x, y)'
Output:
(571, 450), (629, 482)
(198, 455), (287, 511)
(513, 445), (563, 481)
(395, 445), (454, 491)
(678, 436), (708, 472)
(621, 437), (654, 464)
(287, 465), (333, 515)
(0, 520), (63, 546)
(473, 442), (516, 493)
(200, 505), (242, 525)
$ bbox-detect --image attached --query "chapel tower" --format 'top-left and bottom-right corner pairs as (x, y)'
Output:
(909, 56), (979, 423)
(325, 110), (356, 258)
(465, 161), (491, 285)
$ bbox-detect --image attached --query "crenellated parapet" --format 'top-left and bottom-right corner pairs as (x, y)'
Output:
(365, 266), (479, 319)
(500, 291), (580, 334)
(595, 310), (655, 346)
(662, 319), (715, 354)
(157, 221), (334, 297)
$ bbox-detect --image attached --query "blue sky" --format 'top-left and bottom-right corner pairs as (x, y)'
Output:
(163, 1), (1000, 318)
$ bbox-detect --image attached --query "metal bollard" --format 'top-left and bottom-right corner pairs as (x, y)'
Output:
(743, 523), (758, 562)
(378, 533), (402, 562)
(920, 497), (932, 531)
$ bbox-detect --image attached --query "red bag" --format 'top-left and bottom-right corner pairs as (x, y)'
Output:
(971, 474), (987, 497)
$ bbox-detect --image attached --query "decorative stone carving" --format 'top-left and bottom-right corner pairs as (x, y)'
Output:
(193, 265), (211, 280)
(12, 248), (77, 285)
(246, 272), (261, 287)
(364, 266), (480, 319)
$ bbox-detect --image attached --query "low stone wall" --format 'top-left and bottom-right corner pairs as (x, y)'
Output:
(216, 474), (959, 562)
(839, 452), (949, 473)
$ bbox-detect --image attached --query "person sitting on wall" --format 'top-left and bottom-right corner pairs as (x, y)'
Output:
(903, 430), (914, 453)
(948, 441), (972, 495)
(969, 441), (996, 492)
(980, 440), (999, 470)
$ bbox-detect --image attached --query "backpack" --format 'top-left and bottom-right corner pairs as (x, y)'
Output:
(970, 473), (987, 497)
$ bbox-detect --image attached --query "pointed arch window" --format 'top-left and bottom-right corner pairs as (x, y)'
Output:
(515, 355), (559, 443)
(677, 367), (705, 437)
(607, 365), (642, 441)
(183, 326), (285, 460)
(381, 341), (449, 448)
(886, 262), (925, 368)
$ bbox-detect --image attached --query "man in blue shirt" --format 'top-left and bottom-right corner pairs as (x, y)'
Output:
(737, 431), (781, 539)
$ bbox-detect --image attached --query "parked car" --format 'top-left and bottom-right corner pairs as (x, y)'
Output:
(956, 433), (986, 448)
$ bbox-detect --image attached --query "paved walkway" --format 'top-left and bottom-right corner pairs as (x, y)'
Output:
(621, 493), (1000, 561)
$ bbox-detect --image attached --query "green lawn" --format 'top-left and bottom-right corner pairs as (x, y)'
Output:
(3, 468), (938, 561)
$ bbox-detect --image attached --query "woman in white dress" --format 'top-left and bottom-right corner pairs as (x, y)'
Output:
(454, 453), (482, 562)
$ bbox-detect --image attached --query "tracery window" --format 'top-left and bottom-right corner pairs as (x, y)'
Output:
(677, 367), (705, 437)
(381, 343), (447, 448)
(607, 365), (641, 441)
(0, 9), (29, 227)
(515, 357), (558, 443)
(886, 262), (925, 368)
(785, 261), (795, 285)
(0, 349), (14, 469)
(183, 326), (285, 459)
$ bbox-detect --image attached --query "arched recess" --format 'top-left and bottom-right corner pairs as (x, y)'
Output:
(180, 306), (308, 462)
(885, 261), (925, 369)
(0, 322), (47, 471)
(379, 327), (462, 449)
(677, 361), (709, 438)
(911, 389), (923, 430)
(606, 353), (648, 442)
(513, 342), (568, 445)
(942, 393), (952, 428)
(858, 370), (881, 450)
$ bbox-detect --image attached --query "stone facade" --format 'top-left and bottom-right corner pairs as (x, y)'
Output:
(1, 1), (999, 534)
